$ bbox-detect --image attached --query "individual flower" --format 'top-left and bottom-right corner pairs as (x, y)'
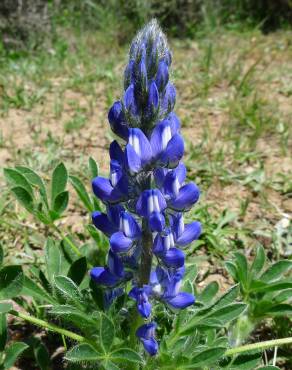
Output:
(136, 322), (158, 356)
(129, 286), (152, 318)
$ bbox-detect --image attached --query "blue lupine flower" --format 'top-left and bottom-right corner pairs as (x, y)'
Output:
(129, 286), (152, 318)
(136, 322), (158, 356)
(89, 19), (201, 356)
(150, 266), (195, 309)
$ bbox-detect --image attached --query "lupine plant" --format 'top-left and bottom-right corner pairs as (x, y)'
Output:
(1, 20), (292, 370)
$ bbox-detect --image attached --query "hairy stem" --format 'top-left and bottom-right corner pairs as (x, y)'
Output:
(225, 337), (292, 356)
(9, 310), (85, 343)
(139, 221), (153, 286)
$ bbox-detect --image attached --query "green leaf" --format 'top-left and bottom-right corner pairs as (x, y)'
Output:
(251, 245), (266, 277)
(110, 348), (142, 364)
(64, 343), (100, 362)
(260, 260), (292, 283)
(45, 238), (62, 283)
(211, 284), (240, 310)
(225, 261), (238, 282)
(102, 360), (120, 370)
(234, 253), (248, 288)
(21, 276), (54, 304)
(34, 341), (50, 370)
(273, 289), (292, 303)
(265, 303), (292, 316)
(15, 166), (48, 205)
(0, 265), (23, 299)
(199, 281), (219, 304)
(3, 342), (29, 369)
(50, 305), (97, 330)
(222, 352), (261, 369)
(67, 257), (87, 286)
(4, 168), (34, 196)
(52, 190), (69, 215)
(89, 157), (99, 178)
(0, 313), (7, 351)
(11, 186), (34, 212)
(0, 302), (12, 313)
(250, 279), (292, 293)
(205, 303), (247, 325)
(257, 367), (281, 370)
(190, 347), (226, 367)
(100, 314), (115, 352)
(51, 163), (68, 205)
(54, 275), (82, 303)
(69, 175), (93, 212)
(0, 243), (4, 267)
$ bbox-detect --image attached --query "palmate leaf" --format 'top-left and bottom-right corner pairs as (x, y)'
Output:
(251, 245), (266, 277)
(197, 281), (219, 304)
(67, 257), (87, 286)
(21, 275), (55, 304)
(3, 342), (29, 369)
(88, 157), (99, 178)
(100, 314), (115, 352)
(221, 352), (262, 369)
(52, 190), (69, 216)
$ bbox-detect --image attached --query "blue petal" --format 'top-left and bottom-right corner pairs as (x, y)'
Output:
(90, 267), (119, 287)
(92, 177), (121, 203)
(161, 248), (185, 268)
(150, 120), (173, 159)
(120, 212), (141, 239)
(163, 172), (180, 199)
(169, 182), (200, 211)
(141, 338), (158, 356)
(173, 163), (186, 183)
(128, 128), (152, 166)
(167, 112), (180, 133)
(155, 60), (169, 92)
(160, 134), (184, 168)
(109, 140), (124, 164)
(136, 189), (167, 217)
(125, 143), (142, 174)
(136, 58), (148, 89)
(124, 83), (138, 116)
(104, 287), (124, 309)
(107, 250), (124, 278)
(149, 211), (165, 232)
(166, 292), (195, 309)
(110, 231), (133, 253)
(176, 221), (202, 247)
(108, 101), (128, 140)
(154, 168), (168, 188)
(136, 322), (157, 339)
(161, 82), (176, 113)
(92, 211), (117, 237)
(146, 80), (159, 114)
(107, 205), (124, 228)
(124, 59), (135, 89)
(138, 299), (151, 318)
(165, 50), (172, 66)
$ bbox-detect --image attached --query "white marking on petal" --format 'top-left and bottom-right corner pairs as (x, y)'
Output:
(121, 215), (130, 236)
(169, 233), (175, 248)
(174, 280), (182, 296)
(129, 133), (141, 156)
(178, 216), (184, 236)
(111, 172), (118, 186)
(172, 176), (180, 196)
(162, 125), (172, 149)
(148, 195), (154, 214)
(152, 284), (162, 296)
(153, 194), (160, 212)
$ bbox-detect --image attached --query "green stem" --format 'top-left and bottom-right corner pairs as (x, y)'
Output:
(52, 224), (82, 258)
(225, 337), (292, 356)
(9, 310), (85, 342)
